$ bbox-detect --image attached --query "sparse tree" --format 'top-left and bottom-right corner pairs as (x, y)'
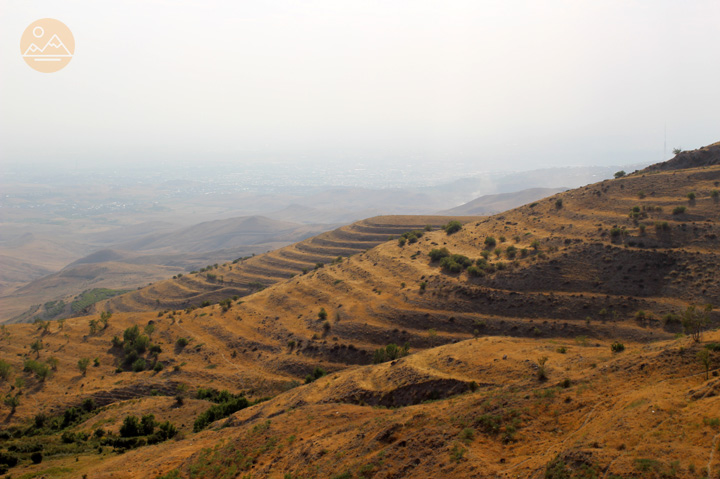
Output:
(175, 383), (189, 406)
(318, 308), (328, 321)
(30, 339), (43, 358)
(100, 311), (112, 330)
(536, 356), (549, 381)
(614, 170), (626, 178)
(144, 323), (155, 337)
(3, 393), (20, 413)
(57, 318), (66, 330)
(37, 320), (50, 334)
(683, 304), (713, 342)
(78, 358), (90, 376)
(672, 147), (683, 155)
(88, 319), (99, 335)
(47, 356), (59, 371)
(0, 359), (12, 382)
(698, 349), (711, 381)
(428, 328), (438, 347)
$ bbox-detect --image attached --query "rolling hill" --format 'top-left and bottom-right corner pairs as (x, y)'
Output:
(0, 216), (337, 324)
(91, 215), (478, 315)
(0, 144), (719, 478)
(439, 187), (568, 215)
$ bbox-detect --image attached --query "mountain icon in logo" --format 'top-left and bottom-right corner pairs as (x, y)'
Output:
(23, 34), (72, 57)
(20, 18), (75, 73)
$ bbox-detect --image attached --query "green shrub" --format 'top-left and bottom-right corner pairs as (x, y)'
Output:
(120, 416), (141, 437)
(0, 359), (12, 382)
(304, 367), (326, 384)
(611, 342), (625, 353)
(373, 343), (410, 364)
(193, 397), (251, 432)
(467, 266), (484, 278)
(132, 358), (147, 372)
(443, 221), (462, 235)
(428, 247), (450, 261)
(176, 337), (189, 348)
(672, 206), (686, 215)
(440, 257), (463, 273)
(614, 170), (626, 178)
(484, 236), (496, 248)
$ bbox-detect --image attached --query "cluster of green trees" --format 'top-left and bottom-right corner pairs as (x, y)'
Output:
(398, 229), (424, 247)
(193, 388), (256, 432)
(111, 324), (163, 372)
(428, 247), (506, 276)
(372, 343), (410, 364)
(112, 414), (177, 449)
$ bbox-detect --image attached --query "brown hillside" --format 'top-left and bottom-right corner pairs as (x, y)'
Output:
(643, 141), (720, 172)
(1, 156), (720, 478)
(93, 216), (477, 314)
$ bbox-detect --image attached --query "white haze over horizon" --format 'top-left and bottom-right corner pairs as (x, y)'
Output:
(1, 0), (719, 176)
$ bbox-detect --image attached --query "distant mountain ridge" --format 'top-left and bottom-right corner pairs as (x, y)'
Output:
(438, 187), (568, 215)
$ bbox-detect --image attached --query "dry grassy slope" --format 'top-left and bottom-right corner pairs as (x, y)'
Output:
(2, 160), (720, 478)
(6, 330), (720, 479)
(3, 165), (718, 417)
(92, 215), (477, 314)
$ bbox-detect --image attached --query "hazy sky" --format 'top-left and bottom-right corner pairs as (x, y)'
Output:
(1, 0), (719, 171)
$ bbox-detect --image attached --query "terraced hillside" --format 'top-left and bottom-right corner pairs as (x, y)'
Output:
(93, 215), (477, 314)
(1, 145), (720, 479)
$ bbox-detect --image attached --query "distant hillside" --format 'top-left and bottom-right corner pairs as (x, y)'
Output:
(643, 141), (720, 172)
(92, 215), (479, 314)
(0, 216), (338, 324)
(439, 187), (567, 215)
(115, 215), (328, 254)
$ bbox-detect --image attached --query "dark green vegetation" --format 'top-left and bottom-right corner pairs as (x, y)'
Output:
(372, 343), (410, 364)
(193, 388), (266, 432)
(71, 288), (131, 315)
(0, 398), (177, 474)
(111, 325), (164, 372)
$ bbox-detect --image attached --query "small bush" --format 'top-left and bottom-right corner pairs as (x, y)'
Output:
(611, 342), (625, 353)
(176, 337), (189, 348)
(304, 367), (326, 384)
(443, 221), (462, 235)
(614, 170), (626, 178)
(428, 247), (450, 261)
(672, 206), (686, 215)
(467, 266), (484, 278)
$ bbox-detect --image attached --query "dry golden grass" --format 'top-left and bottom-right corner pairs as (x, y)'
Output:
(1, 159), (720, 478)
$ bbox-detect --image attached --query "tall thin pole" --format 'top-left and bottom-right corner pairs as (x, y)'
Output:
(664, 123), (667, 159)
